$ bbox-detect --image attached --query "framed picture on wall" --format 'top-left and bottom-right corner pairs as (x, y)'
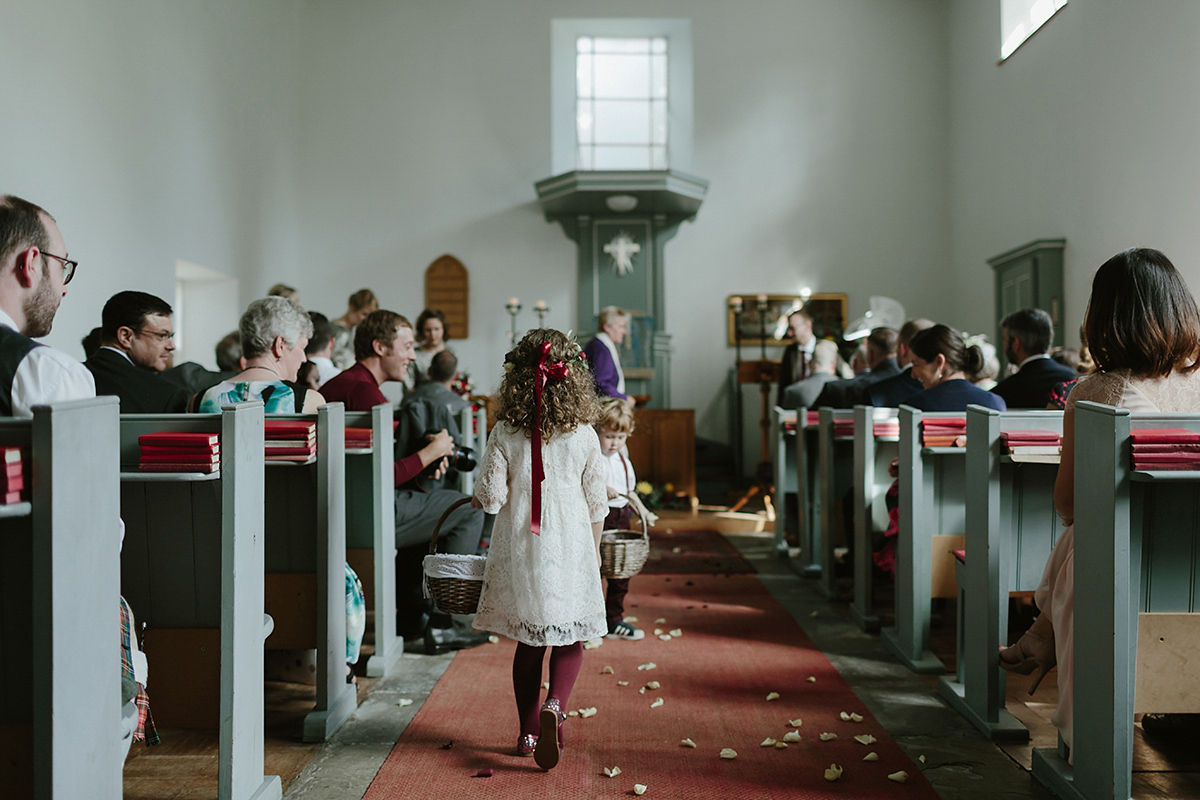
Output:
(726, 293), (848, 347)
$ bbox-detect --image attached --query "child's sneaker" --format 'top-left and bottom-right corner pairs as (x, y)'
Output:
(606, 620), (645, 641)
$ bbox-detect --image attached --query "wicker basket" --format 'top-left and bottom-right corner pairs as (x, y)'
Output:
(600, 495), (650, 579)
(423, 496), (486, 615)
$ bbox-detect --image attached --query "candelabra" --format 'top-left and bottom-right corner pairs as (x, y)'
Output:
(533, 300), (549, 328)
(505, 298), (522, 342)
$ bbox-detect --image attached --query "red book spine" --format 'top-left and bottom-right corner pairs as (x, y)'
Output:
(140, 453), (221, 464)
(138, 432), (220, 447)
(3, 462), (21, 479)
(0, 475), (24, 492)
(0, 489), (22, 504)
(1132, 443), (1200, 454)
(264, 447), (316, 456)
(0, 446), (23, 464)
(1130, 428), (1200, 444)
(139, 444), (220, 456)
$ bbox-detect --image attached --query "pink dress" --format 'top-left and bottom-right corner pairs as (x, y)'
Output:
(1038, 368), (1200, 750)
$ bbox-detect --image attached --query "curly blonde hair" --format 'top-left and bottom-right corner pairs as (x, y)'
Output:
(495, 328), (600, 438)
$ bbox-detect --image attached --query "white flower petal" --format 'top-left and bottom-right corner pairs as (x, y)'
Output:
(760, 738), (777, 747)
(788, 718), (803, 728)
(669, 628), (683, 637)
(824, 764), (843, 781)
(603, 766), (621, 778)
(633, 783), (647, 795)
(806, 676), (817, 683)
(650, 697), (664, 708)
(645, 680), (661, 690)
(863, 752), (879, 761)
(579, 707), (597, 718)
(819, 733), (837, 741)
(774, 741), (789, 749)
(719, 748), (738, 759)
(853, 734), (877, 745)
(765, 692), (781, 701)
(601, 665), (614, 674)
(397, 699), (413, 707)
(680, 738), (697, 748)
(487, 635), (500, 644)
(637, 662), (657, 671)
(888, 771), (909, 783)
(782, 731), (801, 743)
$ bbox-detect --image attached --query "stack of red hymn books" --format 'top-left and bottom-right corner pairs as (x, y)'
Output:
(873, 418), (900, 438)
(1130, 428), (1200, 471)
(138, 432), (220, 474)
(832, 418), (855, 438)
(921, 418), (967, 447)
(1, 447), (28, 503)
(804, 411), (821, 428)
(1001, 429), (1061, 455)
(264, 420), (316, 462)
(345, 427), (373, 449)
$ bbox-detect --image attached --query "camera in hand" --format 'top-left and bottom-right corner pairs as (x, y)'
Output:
(423, 429), (476, 473)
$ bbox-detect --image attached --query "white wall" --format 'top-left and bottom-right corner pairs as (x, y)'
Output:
(947, 0), (1200, 345)
(292, 0), (953, 455)
(3, 0), (302, 361)
(8, 0), (952, 459)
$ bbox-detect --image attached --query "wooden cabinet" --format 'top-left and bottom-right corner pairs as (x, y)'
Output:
(626, 408), (695, 500)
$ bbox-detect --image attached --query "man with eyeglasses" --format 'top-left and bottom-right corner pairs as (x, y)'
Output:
(0, 195), (95, 415)
(85, 291), (189, 413)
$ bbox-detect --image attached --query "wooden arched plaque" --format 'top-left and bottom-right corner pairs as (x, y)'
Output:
(424, 255), (469, 339)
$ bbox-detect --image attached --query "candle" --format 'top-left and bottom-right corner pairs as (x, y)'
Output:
(508, 297), (519, 306)
(756, 293), (768, 303)
(535, 300), (547, 310)
(729, 296), (743, 312)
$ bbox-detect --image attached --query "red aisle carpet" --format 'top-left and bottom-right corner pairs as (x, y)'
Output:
(641, 528), (757, 575)
(364, 572), (939, 799)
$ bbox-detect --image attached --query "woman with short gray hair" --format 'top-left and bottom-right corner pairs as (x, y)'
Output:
(199, 297), (323, 413)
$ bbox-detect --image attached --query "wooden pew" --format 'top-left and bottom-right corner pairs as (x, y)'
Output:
(771, 406), (796, 557)
(795, 409), (822, 576)
(938, 406), (1063, 741)
(119, 402), (282, 800)
(344, 404), (400, 678)
(1033, 402), (1200, 800)
(816, 408), (854, 597)
(880, 406), (967, 673)
(261, 404), (356, 743)
(0, 398), (122, 799)
(455, 403), (487, 497)
(849, 405), (900, 632)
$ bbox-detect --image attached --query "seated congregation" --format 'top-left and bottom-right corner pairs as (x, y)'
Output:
(8, 187), (1200, 800)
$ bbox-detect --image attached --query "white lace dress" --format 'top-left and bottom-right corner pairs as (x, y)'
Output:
(472, 422), (609, 646)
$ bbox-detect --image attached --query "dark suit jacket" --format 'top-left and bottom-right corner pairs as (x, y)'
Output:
(991, 357), (1080, 409)
(905, 379), (1007, 412)
(85, 347), (190, 413)
(867, 366), (924, 408)
(814, 358), (901, 408)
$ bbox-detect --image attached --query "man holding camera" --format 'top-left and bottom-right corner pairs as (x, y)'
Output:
(319, 309), (488, 653)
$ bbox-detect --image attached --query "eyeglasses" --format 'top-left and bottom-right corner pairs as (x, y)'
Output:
(41, 252), (77, 285)
(135, 328), (175, 343)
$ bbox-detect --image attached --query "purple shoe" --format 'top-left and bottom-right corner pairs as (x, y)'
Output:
(534, 698), (565, 770)
(516, 733), (538, 757)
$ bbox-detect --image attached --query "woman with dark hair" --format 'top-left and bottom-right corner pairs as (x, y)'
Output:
(407, 308), (451, 389)
(904, 324), (1007, 412)
(999, 247), (1200, 754)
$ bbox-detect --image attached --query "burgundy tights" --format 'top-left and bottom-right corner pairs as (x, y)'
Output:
(512, 641), (584, 738)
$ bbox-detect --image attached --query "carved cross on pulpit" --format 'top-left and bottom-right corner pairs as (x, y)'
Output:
(604, 232), (640, 277)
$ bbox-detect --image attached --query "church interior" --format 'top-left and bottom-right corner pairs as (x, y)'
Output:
(8, 1), (1200, 798)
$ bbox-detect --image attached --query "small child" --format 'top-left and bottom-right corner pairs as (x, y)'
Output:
(471, 329), (608, 771)
(594, 398), (658, 641)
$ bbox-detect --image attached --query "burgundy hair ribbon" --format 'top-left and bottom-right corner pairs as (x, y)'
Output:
(530, 341), (569, 535)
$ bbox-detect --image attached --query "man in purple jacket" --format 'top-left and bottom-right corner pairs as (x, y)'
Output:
(582, 306), (635, 408)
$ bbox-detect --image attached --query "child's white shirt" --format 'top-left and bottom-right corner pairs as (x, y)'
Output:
(602, 447), (637, 507)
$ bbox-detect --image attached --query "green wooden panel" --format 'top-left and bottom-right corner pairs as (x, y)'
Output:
(592, 219), (653, 317)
